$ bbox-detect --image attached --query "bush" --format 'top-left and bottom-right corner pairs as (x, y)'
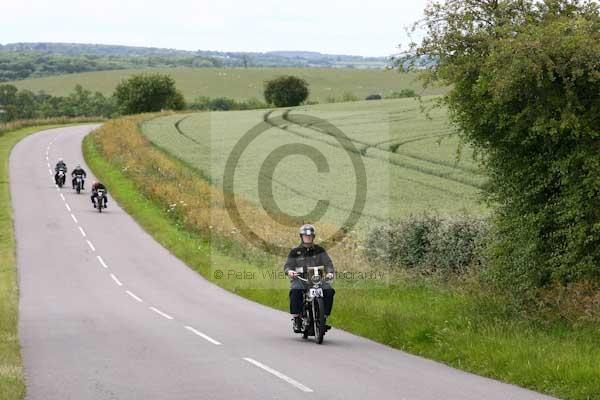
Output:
(385, 89), (417, 99)
(365, 214), (488, 274)
(114, 73), (185, 114)
(365, 94), (382, 100)
(188, 96), (268, 111)
(263, 75), (309, 107)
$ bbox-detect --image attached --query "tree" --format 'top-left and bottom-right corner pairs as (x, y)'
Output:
(114, 73), (185, 114)
(263, 75), (309, 107)
(400, 0), (600, 295)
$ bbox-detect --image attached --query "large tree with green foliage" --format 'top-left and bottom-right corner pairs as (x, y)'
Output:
(263, 75), (309, 107)
(401, 0), (600, 296)
(114, 73), (185, 115)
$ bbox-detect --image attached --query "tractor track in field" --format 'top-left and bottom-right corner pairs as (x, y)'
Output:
(265, 110), (483, 189)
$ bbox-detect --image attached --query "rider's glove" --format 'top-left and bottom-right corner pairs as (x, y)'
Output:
(326, 272), (334, 280)
(287, 270), (297, 278)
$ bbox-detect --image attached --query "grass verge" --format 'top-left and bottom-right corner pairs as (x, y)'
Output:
(84, 116), (600, 400)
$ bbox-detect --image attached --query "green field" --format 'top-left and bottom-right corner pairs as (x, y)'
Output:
(142, 97), (487, 235)
(8, 67), (446, 102)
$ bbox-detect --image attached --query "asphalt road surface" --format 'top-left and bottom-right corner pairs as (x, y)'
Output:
(10, 125), (558, 400)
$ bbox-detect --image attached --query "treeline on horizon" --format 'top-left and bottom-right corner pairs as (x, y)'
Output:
(0, 42), (390, 82)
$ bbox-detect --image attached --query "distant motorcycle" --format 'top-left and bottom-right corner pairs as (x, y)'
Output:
(74, 174), (84, 194)
(56, 170), (66, 187)
(96, 189), (107, 213)
(293, 266), (331, 344)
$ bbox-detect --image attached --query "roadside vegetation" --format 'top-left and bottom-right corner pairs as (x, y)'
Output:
(85, 115), (600, 400)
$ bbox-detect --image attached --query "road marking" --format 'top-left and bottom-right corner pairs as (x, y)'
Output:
(78, 226), (86, 237)
(149, 307), (174, 320)
(126, 290), (143, 302)
(86, 240), (96, 251)
(97, 255), (108, 269)
(71, 214), (78, 223)
(47, 163), (50, 168)
(48, 169), (52, 175)
(60, 193), (65, 201)
(242, 358), (313, 393)
(110, 273), (123, 286)
(65, 203), (71, 212)
(184, 326), (222, 345)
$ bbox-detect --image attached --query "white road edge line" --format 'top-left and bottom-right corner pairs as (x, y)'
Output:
(86, 240), (96, 251)
(149, 307), (174, 320)
(65, 203), (71, 212)
(78, 226), (87, 237)
(71, 214), (78, 223)
(97, 255), (108, 269)
(242, 357), (313, 393)
(184, 326), (222, 345)
(110, 273), (123, 286)
(126, 290), (143, 302)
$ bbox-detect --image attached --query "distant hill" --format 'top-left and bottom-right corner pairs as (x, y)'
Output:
(0, 42), (390, 81)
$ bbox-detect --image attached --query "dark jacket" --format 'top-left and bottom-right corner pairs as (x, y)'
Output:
(284, 244), (334, 289)
(91, 182), (106, 193)
(71, 168), (87, 177)
(55, 162), (67, 172)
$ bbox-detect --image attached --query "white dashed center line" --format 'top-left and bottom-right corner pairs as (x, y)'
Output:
(97, 256), (109, 269)
(242, 358), (313, 392)
(184, 326), (222, 345)
(86, 240), (96, 251)
(149, 307), (174, 320)
(71, 214), (78, 223)
(60, 193), (65, 201)
(126, 290), (143, 302)
(65, 203), (71, 212)
(110, 273), (123, 286)
(78, 226), (87, 237)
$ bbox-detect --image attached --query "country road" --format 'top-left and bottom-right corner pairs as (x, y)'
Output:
(9, 125), (557, 400)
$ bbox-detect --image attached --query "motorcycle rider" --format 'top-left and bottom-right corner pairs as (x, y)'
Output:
(90, 181), (108, 208)
(284, 224), (335, 333)
(71, 164), (87, 189)
(54, 158), (67, 185)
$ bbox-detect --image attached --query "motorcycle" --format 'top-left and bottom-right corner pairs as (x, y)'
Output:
(96, 189), (107, 213)
(56, 170), (66, 187)
(74, 174), (84, 194)
(294, 265), (332, 344)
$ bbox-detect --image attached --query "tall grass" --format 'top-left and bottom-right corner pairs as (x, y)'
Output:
(86, 115), (600, 400)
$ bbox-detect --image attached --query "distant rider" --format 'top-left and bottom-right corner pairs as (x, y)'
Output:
(283, 224), (335, 333)
(90, 181), (108, 208)
(54, 158), (67, 184)
(71, 164), (87, 189)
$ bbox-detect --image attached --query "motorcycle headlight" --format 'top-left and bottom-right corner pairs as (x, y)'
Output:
(310, 274), (322, 284)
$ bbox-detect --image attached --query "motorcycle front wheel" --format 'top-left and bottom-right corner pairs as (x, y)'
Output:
(313, 297), (325, 344)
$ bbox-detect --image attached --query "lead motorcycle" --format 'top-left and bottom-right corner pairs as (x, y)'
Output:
(56, 170), (66, 188)
(293, 265), (332, 344)
(74, 174), (84, 194)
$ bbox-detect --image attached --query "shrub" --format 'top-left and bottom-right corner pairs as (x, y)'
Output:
(263, 75), (309, 107)
(385, 89), (417, 99)
(114, 73), (185, 114)
(365, 94), (382, 100)
(365, 214), (489, 274)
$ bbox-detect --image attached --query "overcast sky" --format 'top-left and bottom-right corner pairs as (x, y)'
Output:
(2, 0), (429, 57)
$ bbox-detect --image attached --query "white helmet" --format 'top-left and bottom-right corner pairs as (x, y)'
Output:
(299, 223), (316, 238)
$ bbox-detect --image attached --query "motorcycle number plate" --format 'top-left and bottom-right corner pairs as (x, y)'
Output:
(309, 288), (323, 297)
